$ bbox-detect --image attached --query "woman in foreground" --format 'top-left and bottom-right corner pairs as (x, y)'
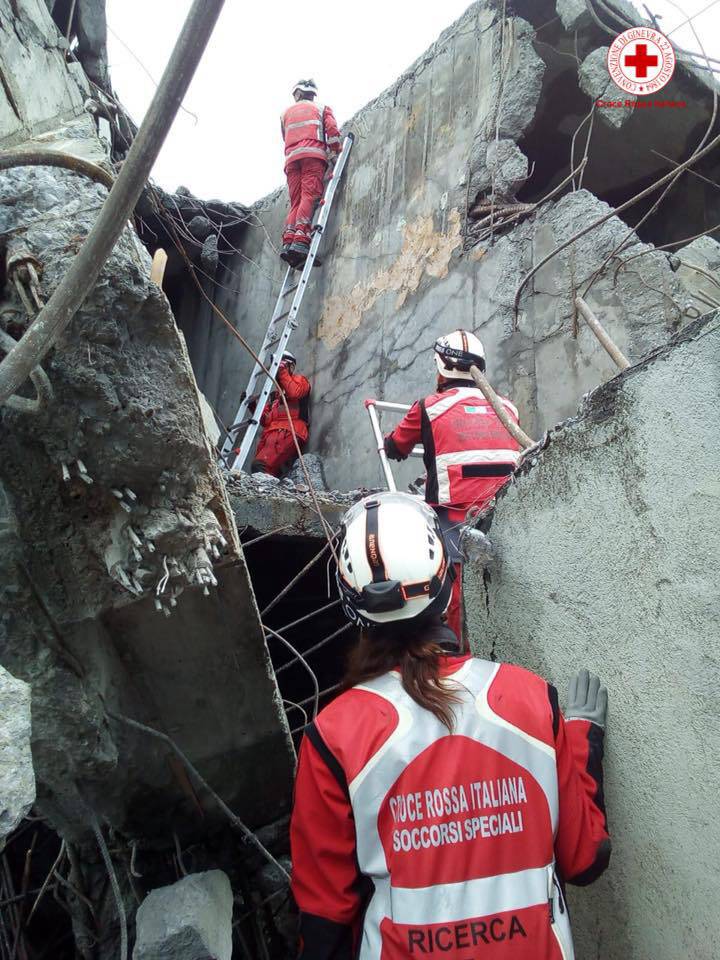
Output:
(290, 492), (610, 960)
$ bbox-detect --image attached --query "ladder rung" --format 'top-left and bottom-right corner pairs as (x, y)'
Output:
(266, 335), (282, 348)
(229, 416), (257, 432)
(271, 309), (290, 324)
(282, 284), (299, 297)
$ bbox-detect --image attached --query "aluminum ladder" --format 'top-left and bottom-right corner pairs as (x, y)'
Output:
(365, 398), (424, 491)
(221, 133), (355, 470)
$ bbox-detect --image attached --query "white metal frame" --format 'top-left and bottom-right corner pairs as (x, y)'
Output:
(364, 398), (424, 491)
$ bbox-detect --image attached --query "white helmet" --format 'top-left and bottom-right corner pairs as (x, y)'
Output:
(337, 492), (454, 628)
(434, 330), (486, 380)
(281, 351), (296, 366)
(293, 79), (317, 97)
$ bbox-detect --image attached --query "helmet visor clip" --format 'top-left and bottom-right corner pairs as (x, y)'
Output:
(361, 580), (406, 613)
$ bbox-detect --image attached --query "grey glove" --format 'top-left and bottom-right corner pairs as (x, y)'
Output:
(566, 669), (608, 728)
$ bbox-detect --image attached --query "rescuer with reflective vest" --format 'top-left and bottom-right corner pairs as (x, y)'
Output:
(383, 330), (521, 643)
(281, 79), (342, 268)
(290, 491), (611, 960)
(245, 352), (311, 476)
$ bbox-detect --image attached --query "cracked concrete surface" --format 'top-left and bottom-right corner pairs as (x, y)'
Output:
(465, 310), (720, 960)
(0, 0), (294, 845)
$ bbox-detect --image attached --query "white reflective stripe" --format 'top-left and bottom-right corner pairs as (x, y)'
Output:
(284, 118), (323, 133)
(388, 864), (551, 925)
(426, 387), (518, 422)
(425, 388), (480, 421)
(475, 664), (556, 761)
(434, 449), (520, 503)
(349, 684), (413, 801)
(475, 664), (558, 833)
(285, 145), (327, 161)
(436, 448), (520, 467)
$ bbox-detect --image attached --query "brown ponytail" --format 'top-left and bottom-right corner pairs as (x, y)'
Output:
(344, 618), (461, 731)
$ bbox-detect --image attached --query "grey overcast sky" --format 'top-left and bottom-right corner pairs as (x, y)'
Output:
(105, 0), (720, 205)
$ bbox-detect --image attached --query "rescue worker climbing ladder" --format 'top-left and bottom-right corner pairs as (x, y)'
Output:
(281, 79), (342, 267)
(290, 492), (611, 960)
(240, 352), (311, 477)
(382, 330), (521, 642)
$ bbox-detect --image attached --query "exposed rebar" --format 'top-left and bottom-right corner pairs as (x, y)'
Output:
(107, 710), (290, 882)
(0, 0), (226, 406)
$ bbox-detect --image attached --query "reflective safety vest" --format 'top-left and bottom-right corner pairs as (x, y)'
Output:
(348, 660), (574, 960)
(281, 101), (328, 164)
(420, 386), (521, 515)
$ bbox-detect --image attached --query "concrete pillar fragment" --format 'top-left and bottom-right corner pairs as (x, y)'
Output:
(0, 665), (35, 847)
(133, 870), (233, 960)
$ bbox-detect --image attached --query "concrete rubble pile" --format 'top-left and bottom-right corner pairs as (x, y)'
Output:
(0, 0), (718, 958)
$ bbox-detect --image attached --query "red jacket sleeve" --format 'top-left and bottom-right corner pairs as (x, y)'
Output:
(552, 689), (611, 885)
(323, 106), (342, 155)
(384, 400), (422, 460)
(278, 365), (311, 401)
(290, 725), (363, 960)
(260, 396), (274, 428)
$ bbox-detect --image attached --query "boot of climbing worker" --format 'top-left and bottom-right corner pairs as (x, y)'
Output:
(280, 244), (301, 267)
(288, 241), (309, 269)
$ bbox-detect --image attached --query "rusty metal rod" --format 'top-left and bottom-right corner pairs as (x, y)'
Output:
(575, 297), (631, 370)
(468, 365), (535, 449)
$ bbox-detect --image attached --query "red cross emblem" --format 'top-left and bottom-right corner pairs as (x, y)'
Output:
(607, 28), (676, 95)
(624, 43), (659, 78)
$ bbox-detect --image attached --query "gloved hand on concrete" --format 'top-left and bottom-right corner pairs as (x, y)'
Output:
(566, 669), (608, 728)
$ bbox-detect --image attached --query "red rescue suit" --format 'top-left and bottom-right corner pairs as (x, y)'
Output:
(384, 380), (521, 640)
(281, 100), (342, 247)
(250, 365), (311, 476)
(291, 653), (610, 960)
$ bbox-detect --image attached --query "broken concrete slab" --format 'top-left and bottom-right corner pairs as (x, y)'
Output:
(228, 469), (366, 540)
(464, 310), (720, 960)
(285, 453), (329, 491)
(0, 0), (90, 149)
(0, 665), (35, 846)
(674, 236), (720, 316)
(556, 0), (592, 31)
(133, 870), (233, 960)
(472, 138), (530, 202)
(485, 139), (530, 201)
(579, 47), (633, 128)
(0, 7), (294, 840)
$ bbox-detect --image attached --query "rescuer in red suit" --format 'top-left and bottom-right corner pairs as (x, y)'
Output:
(281, 79), (342, 268)
(383, 330), (521, 645)
(247, 352), (311, 476)
(290, 492), (611, 960)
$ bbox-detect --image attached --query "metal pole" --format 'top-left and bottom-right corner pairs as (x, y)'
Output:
(365, 399), (397, 491)
(468, 366), (536, 449)
(372, 400), (411, 413)
(0, 0), (226, 405)
(575, 297), (631, 370)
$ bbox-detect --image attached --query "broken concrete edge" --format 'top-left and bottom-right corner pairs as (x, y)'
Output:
(133, 870), (233, 960)
(228, 469), (384, 539)
(484, 308), (720, 512)
(0, 665), (35, 846)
